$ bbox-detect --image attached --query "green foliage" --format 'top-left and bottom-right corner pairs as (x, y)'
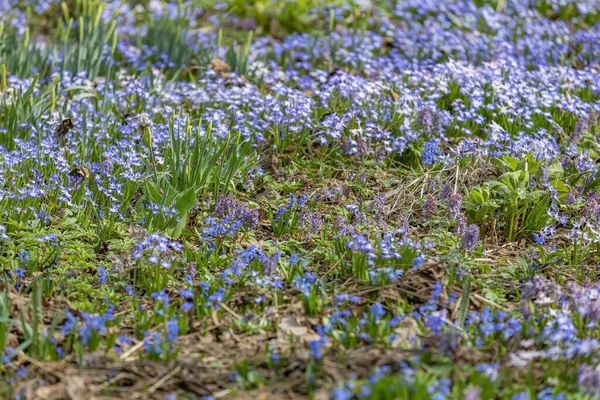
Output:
(163, 119), (224, 194)
(209, 134), (254, 201)
(0, 74), (59, 150)
(222, 30), (253, 76)
(0, 26), (53, 78)
(141, 177), (197, 239)
(234, 359), (264, 389)
(3, 1), (600, 398)
(143, 117), (254, 237)
(464, 154), (551, 241)
(0, 290), (10, 355)
(269, 195), (305, 237)
(0, 282), (61, 361)
(142, 14), (193, 72)
(226, 0), (321, 34)
(57, 3), (118, 80)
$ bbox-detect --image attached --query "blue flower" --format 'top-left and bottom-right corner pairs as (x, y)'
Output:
(421, 138), (442, 166)
(16, 366), (27, 378)
(166, 318), (180, 341)
(431, 281), (443, 300)
(370, 303), (386, 322)
(332, 387), (353, 400)
(308, 335), (328, 360)
(143, 331), (163, 355)
(412, 254), (425, 267)
(533, 232), (546, 245)
(97, 265), (108, 284)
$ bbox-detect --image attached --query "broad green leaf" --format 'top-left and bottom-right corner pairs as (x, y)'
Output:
(470, 187), (485, 205)
(144, 180), (162, 204)
(174, 187), (197, 215)
(548, 159), (564, 180)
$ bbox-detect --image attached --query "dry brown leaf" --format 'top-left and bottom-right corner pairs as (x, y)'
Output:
(5, 332), (19, 348)
(313, 388), (330, 400)
(390, 317), (421, 349)
(36, 383), (65, 400)
(128, 223), (146, 240)
(65, 376), (87, 400)
(278, 315), (308, 337)
(209, 58), (231, 78)
(240, 239), (265, 248)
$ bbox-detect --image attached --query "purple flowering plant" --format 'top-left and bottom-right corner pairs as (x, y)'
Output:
(4, 0), (600, 398)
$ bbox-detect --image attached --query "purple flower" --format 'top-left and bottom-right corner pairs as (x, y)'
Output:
(1, 351), (11, 364)
(61, 311), (79, 336)
(511, 392), (529, 400)
(0, 225), (8, 241)
(461, 224), (480, 251)
(423, 194), (438, 218)
(431, 281), (443, 300)
(578, 364), (600, 391)
(417, 108), (442, 135)
(412, 254), (425, 267)
(214, 195), (259, 228)
(347, 233), (376, 264)
(464, 387), (481, 400)
(292, 272), (318, 297)
(117, 335), (133, 345)
(151, 290), (170, 306)
(476, 363), (499, 381)
(36, 233), (58, 243)
(263, 251), (281, 275)
(78, 306), (115, 345)
(15, 267), (25, 279)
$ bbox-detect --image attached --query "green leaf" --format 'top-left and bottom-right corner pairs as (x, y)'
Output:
(166, 213), (188, 238)
(457, 278), (471, 327)
(163, 182), (179, 205)
(522, 191), (545, 202)
(495, 155), (519, 172)
(470, 187), (485, 205)
(498, 171), (525, 191)
(523, 153), (542, 174)
(72, 92), (98, 101)
(174, 187), (197, 215)
(554, 180), (571, 196)
(144, 180), (162, 204)
(548, 159), (564, 180)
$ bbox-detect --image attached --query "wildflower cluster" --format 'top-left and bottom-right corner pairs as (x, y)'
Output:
(3, 0), (600, 398)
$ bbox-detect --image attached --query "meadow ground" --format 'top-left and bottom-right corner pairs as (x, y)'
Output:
(2, 0), (600, 399)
